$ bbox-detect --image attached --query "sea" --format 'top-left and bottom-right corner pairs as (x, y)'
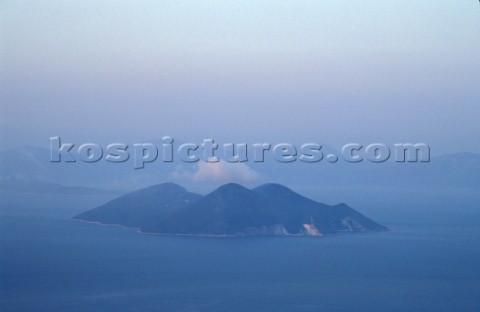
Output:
(1, 188), (479, 312)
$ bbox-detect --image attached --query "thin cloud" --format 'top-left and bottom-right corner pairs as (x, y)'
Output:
(193, 160), (259, 184)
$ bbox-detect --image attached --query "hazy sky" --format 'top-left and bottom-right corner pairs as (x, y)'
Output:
(1, 0), (479, 155)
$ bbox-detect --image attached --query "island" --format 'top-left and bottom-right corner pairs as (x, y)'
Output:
(74, 183), (388, 236)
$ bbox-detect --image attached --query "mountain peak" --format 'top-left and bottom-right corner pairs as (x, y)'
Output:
(149, 182), (186, 192)
(253, 183), (294, 193)
(214, 183), (251, 193)
(130, 182), (187, 196)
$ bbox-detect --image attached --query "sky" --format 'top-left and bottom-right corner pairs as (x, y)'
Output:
(1, 0), (479, 155)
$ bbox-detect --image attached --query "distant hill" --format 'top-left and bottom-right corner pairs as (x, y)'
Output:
(1, 145), (479, 192)
(75, 182), (388, 236)
(252, 183), (387, 233)
(0, 145), (177, 191)
(0, 178), (116, 195)
(74, 183), (202, 228)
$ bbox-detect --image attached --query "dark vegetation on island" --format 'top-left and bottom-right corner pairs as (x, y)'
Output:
(74, 183), (388, 237)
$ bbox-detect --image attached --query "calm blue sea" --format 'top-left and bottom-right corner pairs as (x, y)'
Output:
(1, 190), (479, 312)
